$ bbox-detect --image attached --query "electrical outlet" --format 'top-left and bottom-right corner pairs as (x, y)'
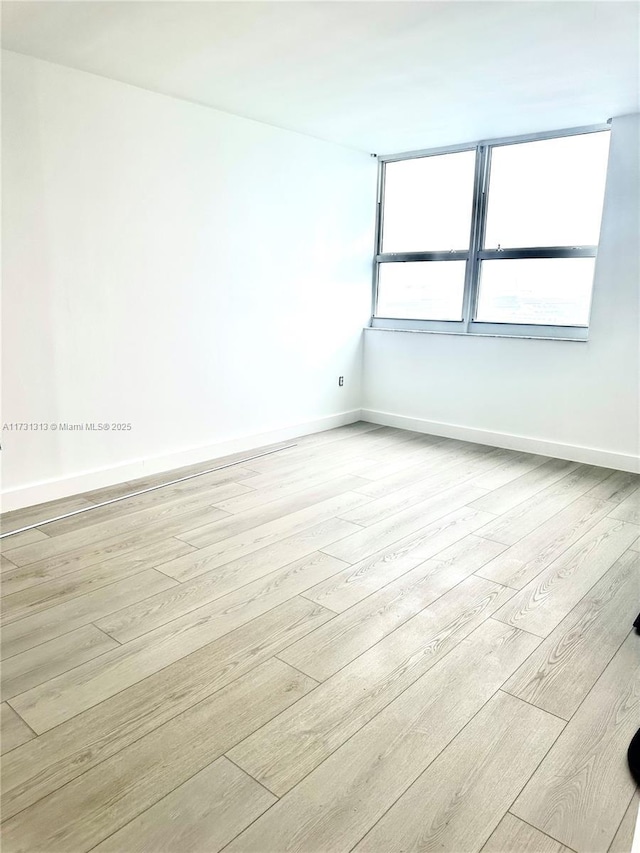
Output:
(338, 376), (344, 387)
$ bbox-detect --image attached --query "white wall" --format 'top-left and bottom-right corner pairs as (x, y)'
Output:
(3, 51), (637, 512)
(1, 51), (376, 509)
(363, 114), (640, 472)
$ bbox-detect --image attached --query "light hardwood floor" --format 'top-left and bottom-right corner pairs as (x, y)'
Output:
(1, 423), (639, 853)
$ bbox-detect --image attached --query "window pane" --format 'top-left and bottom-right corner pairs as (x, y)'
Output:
(484, 132), (610, 249)
(476, 258), (595, 326)
(382, 151), (476, 253)
(377, 261), (466, 320)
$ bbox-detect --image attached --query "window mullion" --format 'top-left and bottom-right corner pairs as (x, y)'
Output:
(372, 158), (385, 320)
(462, 145), (489, 331)
(478, 246), (597, 260)
(377, 251), (469, 263)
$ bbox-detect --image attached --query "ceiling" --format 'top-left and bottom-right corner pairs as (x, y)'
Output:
(2, 1), (638, 153)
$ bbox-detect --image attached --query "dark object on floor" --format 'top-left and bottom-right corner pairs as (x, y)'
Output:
(634, 612), (640, 633)
(628, 728), (640, 785)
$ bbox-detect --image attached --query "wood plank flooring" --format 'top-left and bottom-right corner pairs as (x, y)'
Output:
(1, 422), (639, 853)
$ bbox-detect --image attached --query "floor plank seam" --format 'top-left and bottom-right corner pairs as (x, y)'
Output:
(605, 506), (640, 521)
(29, 528), (53, 539)
(152, 566), (187, 584)
(207, 504), (244, 516)
(1, 622), (112, 663)
(604, 788), (639, 853)
(334, 515), (368, 527)
(217, 786), (281, 853)
(2, 701), (39, 740)
(473, 531), (512, 547)
(170, 534), (196, 548)
(498, 688), (570, 724)
(223, 753), (283, 800)
(93, 622), (123, 645)
(318, 547), (354, 563)
(470, 570), (516, 589)
(545, 627), (636, 725)
(490, 614), (548, 640)
(297, 591), (341, 613)
(273, 655), (320, 685)
(497, 707), (574, 848)
(504, 812), (580, 853)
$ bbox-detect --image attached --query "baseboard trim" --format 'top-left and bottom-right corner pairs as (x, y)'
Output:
(7, 406), (636, 512)
(1, 410), (362, 512)
(361, 409), (640, 474)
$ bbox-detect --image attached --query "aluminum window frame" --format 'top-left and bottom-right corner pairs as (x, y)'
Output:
(371, 123), (611, 341)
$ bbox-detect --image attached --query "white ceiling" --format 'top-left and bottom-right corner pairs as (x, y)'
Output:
(2, 1), (638, 153)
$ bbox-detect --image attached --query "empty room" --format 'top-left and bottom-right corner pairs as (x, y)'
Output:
(1, 2), (639, 852)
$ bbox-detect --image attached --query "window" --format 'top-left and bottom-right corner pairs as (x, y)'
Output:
(372, 126), (611, 340)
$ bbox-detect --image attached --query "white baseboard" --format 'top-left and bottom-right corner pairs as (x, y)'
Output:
(361, 409), (640, 474)
(1, 410), (362, 512)
(6, 406), (637, 513)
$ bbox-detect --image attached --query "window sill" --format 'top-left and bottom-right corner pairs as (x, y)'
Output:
(363, 325), (589, 342)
